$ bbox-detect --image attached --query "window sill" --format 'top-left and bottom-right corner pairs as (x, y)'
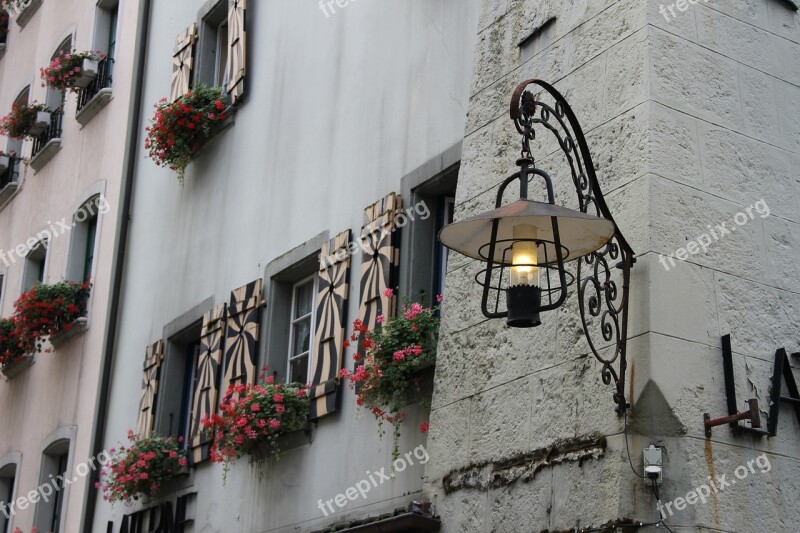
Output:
(30, 138), (61, 172)
(201, 105), (236, 148)
(49, 317), (88, 349)
(15, 0), (43, 28)
(1, 355), (34, 380)
(76, 88), (113, 127)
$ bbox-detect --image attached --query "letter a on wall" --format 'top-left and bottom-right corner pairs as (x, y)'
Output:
(223, 279), (264, 389)
(136, 340), (164, 438)
(188, 304), (226, 464)
(309, 230), (351, 420)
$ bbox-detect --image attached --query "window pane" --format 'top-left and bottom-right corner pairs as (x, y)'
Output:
(294, 281), (313, 318)
(216, 22), (229, 87)
(290, 355), (309, 385)
(292, 317), (311, 356)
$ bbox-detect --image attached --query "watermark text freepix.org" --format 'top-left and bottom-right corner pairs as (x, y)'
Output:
(658, 199), (769, 272)
(0, 195), (111, 268)
(658, 0), (709, 23)
(318, 0), (358, 18)
(316, 444), (430, 517)
(658, 453), (771, 518)
(1, 450), (111, 519)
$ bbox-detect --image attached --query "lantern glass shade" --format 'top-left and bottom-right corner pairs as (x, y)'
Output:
(438, 199), (616, 265)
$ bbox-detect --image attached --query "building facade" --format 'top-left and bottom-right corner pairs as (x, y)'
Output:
(425, 0), (800, 532)
(0, 0), (139, 531)
(87, 0), (478, 532)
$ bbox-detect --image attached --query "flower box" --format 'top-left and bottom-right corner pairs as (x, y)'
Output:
(1, 354), (33, 380)
(72, 58), (99, 89)
(0, 102), (51, 140)
(48, 316), (88, 349)
(26, 111), (50, 137)
(13, 281), (91, 354)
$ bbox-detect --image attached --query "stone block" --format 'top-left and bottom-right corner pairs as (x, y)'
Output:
(469, 376), (532, 463)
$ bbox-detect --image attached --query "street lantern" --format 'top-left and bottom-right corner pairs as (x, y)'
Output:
(438, 79), (636, 412)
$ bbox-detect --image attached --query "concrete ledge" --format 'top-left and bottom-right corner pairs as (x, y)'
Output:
(1, 355), (34, 380)
(76, 88), (113, 127)
(49, 317), (88, 349)
(30, 138), (61, 172)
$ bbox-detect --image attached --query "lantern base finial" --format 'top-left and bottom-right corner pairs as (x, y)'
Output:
(506, 285), (542, 328)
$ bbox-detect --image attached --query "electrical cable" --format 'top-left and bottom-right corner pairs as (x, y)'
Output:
(651, 478), (675, 533)
(624, 408), (646, 478)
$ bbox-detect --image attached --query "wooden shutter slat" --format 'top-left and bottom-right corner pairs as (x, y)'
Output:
(358, 193), (402, 331)
(170, 23), (197, 101)
(226, 0), (247, 104)
(309, 230), (351, 419)
(136, 340), (164, 438)
(188, 304), (226, 464)
(223, 279), (264, 390)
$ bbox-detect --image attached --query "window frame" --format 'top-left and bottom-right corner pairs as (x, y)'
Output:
(33, 427), (76, 533)
(287, 274), (317, 385)
(196, 0), (230, 90)
(22, 238), (48, 292)
(0, 453), (20, 533)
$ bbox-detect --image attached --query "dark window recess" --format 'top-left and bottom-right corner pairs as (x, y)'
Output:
(30, 109), (63, 158)
(0, 464), (16, 533)
(49, 453), (68, 532)
(0, 155), (20, 191)
(197, 0), (230, 88)
(0, 10), (9, 45)
(158, 322), (202, 449)
(23, 240), (47, 291)
(82, 213), (98, 282)
(35, 440), (70, 533)
(76, 57), (114, 113)
(402, 164), (458, 304)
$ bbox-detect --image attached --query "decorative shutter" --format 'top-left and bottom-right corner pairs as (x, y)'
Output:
(188, 304), (226, 464)
(223, 279), (264, 389)
(226, 0), (247, 104)
(136, 340), (164, 438)
(170, 23), (197, 101)
(358, 193), (402, 330)
(309, 230), (352, 420)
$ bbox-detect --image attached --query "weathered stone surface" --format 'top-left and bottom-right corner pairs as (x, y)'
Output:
(775, 79), (800, 153)
(469, 377), (532, 463)
(739, 66), (781, 147)
(716, 272), (800, 358)
(604, 29), (650, 123)
(425, 399), (472, 483)
(701, 0), (770, 30)
(648, 102), (703, 187)
(763, 216), (800, 293)
(488, 476), (552, 532)
(650, 28), (742, 130)
(646, 0), (697, 40)
(768, 0), (800, 42)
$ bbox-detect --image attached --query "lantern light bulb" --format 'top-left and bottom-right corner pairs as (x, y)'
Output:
(510, 224), (539, 287)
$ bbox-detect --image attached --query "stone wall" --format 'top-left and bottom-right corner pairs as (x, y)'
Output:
(426, 0), (800, 531)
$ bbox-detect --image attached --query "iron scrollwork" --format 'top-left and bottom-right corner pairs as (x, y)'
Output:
(510, 80), (636, 414)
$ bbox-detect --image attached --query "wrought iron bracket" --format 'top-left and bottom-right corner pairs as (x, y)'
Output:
(510, 79), (636, 414)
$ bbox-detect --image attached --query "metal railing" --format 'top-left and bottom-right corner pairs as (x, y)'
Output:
(31, 109), (64, 158)
(76, 57), (114, 113)
(0, 155), (19, 190)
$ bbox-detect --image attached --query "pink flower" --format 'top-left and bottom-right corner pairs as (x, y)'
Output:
(436, 294), (444, 303)
(251, 403), (261, 412)
(268, 419), (280, 429)
(273, 393), (284, 403)
(376, 314), (385, 324)
(383, 288), (394, 298)
(419, 422), (430, 433)
(178, 457), (188, 467)
(393, 350), (405, 361)
(275, 404), (285, 414)
(266, 375), (275, 384)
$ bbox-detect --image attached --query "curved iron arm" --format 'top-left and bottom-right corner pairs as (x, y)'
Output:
(510, 79), (636, 414)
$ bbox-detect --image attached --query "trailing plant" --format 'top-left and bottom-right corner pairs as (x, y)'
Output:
(0, 317), (25, 367)
(340, 290), (441, 461)
(0, 101), (51, 140)
(203, 369), (310, 478)
(13, 280), (91, 353)
(144, 85), (229, 184)
(40, 49), (105, 93)
(98, 430), (188, 504)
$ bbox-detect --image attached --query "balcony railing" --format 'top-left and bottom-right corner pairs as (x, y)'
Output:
(76, 57), (114, 113)
(0, 155), (19, 191)
(31, 109), (64, 159)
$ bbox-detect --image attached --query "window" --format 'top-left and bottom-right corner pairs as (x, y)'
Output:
(0, 271), (5, 314)
(0, 9), (9, 46)
(93, 0), (118, 79)
(22, 239), (47, 292)
(288, 276), (316, 385)
(35, 440), (70, 533)
(67, 196), (101, 283)
(197, 0), (230, 89)
(46, 38), (72, 111)
(157, 321), (202, 448)
(0, 463), (17, 533)
(401, 164), (459, 303)
(265, 236), (327, 384)
(5, 88), (28, 158)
